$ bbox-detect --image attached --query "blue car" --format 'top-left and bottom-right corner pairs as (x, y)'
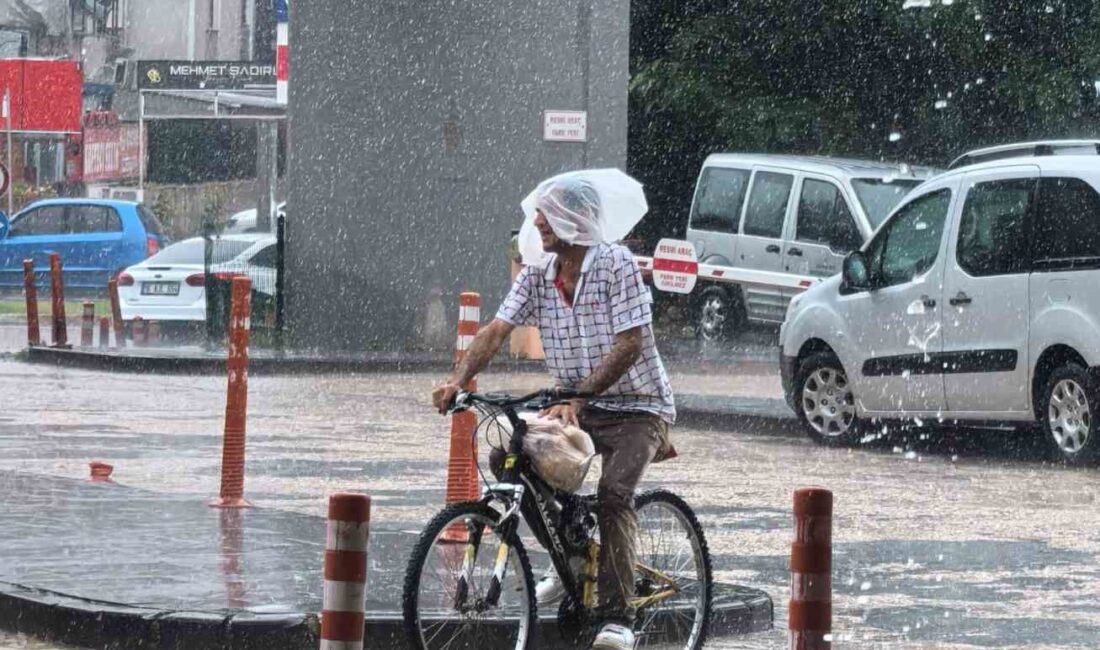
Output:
(0, 198), (169, 289)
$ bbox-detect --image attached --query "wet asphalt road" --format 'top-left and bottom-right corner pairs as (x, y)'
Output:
(1, 328), (1099, 649)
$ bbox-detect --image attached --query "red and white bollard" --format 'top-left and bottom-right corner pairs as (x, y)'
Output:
(321, 493), (370, 650)
(131, 317), (146, 347)
(443, 292), (481, 541)
(108, 278), (125, 348)
(789, 488), (833, 649)
(22, 260), (40, 347)
(210, 277), (252, 509)
(48, 253), (67, 348)
(89, 460), (113, 482)
(99, 317), (110, 351)
(80, 301), (95, 347)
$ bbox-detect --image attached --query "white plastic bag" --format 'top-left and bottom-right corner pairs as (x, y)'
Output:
(518, 168), (649, 267)
(498, 412), (596, 493)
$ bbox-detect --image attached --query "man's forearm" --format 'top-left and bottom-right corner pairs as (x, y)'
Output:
(577, 328), (643, 396)
(451, 319), (511, 386)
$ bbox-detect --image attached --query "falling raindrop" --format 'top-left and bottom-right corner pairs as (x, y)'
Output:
(888, 132), (902, 142)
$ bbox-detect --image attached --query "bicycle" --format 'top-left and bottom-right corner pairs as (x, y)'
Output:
(402, 388), (714, 650)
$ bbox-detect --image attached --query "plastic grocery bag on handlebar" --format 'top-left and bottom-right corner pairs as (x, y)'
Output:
(497, 412), (596, 493)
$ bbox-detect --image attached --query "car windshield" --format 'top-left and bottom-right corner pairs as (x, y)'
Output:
(851, 178), (923, 228)
(144, 238), (253, 265)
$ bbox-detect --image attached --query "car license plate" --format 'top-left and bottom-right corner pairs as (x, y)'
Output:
(141, 281), (179, 296)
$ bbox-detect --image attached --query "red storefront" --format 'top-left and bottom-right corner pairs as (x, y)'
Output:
(0, 58), (83, 195)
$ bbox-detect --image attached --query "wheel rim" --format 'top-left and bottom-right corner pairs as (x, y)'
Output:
(698, 295), (727, 340)
(414, 512), (531, 650)
(1048, 379), (1092, 455)
(634, 500), (708, 649)
(802, 366), (856, 438)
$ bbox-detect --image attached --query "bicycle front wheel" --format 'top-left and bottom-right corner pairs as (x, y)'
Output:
(401, 501), (537, 650)
(633, 489), (714, 650)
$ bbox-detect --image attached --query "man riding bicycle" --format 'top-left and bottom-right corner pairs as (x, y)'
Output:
(432, 170), (676, 650)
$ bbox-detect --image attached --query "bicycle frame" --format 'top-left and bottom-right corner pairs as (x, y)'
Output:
(469, 402), (681, 613)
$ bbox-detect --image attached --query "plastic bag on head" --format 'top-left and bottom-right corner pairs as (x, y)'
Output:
(518, 168), (648, 266)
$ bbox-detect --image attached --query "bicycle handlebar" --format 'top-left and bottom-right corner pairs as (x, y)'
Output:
(448, 388), (594, 414)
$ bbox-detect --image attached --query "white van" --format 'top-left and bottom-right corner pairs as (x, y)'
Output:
(685, 154), (934, 339)
(780, 142), (1100, 464)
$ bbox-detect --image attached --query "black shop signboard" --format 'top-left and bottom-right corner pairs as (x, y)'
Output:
(138, 60), (276, 90)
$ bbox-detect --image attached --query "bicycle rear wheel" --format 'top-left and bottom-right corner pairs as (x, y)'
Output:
(633, 489), (714, 650)
(401, 501), (537, 650)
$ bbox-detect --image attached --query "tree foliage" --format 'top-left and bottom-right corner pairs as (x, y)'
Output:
(628, 0), (1100, 242)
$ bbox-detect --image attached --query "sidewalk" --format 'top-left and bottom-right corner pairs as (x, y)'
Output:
(0, 471), (772, 650)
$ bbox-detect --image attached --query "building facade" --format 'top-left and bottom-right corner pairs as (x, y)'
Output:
(285, 0), (631, 351)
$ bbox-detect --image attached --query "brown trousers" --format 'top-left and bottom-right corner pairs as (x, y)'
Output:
(492, 407), (670, 624)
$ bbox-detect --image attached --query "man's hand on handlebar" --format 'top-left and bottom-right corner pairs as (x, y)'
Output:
(432, 381), (463, 415)
(540, 393), (586, 428)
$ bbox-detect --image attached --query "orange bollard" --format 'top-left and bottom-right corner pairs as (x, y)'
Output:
(98, 316), (110, 351)
(89, 461), (113, 482)
(210, 277), (252, 509)
(790, 488), (833, 650)
(131, 317), (146, 347)
(22, 260), (39, 346)
(108, 278), (125, 348)
(48, 253), (67, 347)
(443, 293), (481, 541)
(80, 301), (95, 347)
(320, 493), (371, 650)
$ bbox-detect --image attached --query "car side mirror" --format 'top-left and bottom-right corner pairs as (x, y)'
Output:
(842, 251), (871, 292)
(0, 211), (9, 240)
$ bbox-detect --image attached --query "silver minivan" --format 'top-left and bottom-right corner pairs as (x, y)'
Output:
(685, 154), (936, 339)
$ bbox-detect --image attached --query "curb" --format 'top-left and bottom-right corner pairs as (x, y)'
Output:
(23, 345), (547, 376)
(0, 581), (316, 650)
(0, 580), (772, 650)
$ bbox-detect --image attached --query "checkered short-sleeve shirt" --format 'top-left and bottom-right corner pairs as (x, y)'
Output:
(496, 242), (676, 423)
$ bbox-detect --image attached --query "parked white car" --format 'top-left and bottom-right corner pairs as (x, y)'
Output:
(779, 142), (1100, 464)
(118, 234), (277, 322)
(225, 202), (286, 233)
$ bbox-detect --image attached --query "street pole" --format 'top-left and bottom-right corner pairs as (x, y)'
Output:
(138, 92), (145, 195)
(4, 88), (12, 216)
(255, 121), (276, 233)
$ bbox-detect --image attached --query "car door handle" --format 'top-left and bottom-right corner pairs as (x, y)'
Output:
(765, 244), (781, 254)
(949, 292), (972, 306)
(787, 247), (803, 257)
(921, 294), (937, 309)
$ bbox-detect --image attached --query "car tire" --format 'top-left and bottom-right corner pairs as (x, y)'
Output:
(693, 285), (746, 342)
(1040, 364), (1100, 465)
(795, 352), (862, 446)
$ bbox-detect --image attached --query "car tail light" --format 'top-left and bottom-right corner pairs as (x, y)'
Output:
(146, 236), (160, 257)
(118, 272), (134, 287)
(213, 271), (244, 281)
(185, 273), (205, 287)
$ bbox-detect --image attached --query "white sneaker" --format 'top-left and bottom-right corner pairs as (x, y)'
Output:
(535, 566), (567, 605)
(592, 622), (636, 650)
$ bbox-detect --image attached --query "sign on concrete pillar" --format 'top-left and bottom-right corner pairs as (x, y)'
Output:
(542, 110), (587, 142)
